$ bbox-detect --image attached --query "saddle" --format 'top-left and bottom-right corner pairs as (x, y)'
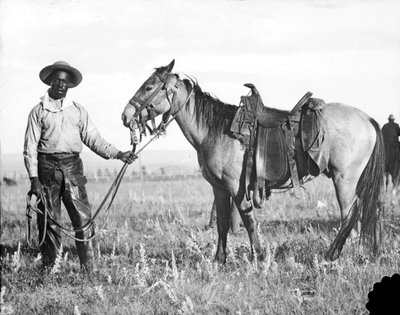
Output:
(230, 84), (327, 205)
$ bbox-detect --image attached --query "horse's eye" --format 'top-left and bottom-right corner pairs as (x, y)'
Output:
(145, 86), (153, 91)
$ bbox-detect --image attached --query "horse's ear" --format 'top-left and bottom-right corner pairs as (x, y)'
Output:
(166, 59), (175, 72)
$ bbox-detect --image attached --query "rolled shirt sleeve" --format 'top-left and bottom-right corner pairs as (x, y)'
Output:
(23, 105), (42, 178)
(78, 105), (120, 159)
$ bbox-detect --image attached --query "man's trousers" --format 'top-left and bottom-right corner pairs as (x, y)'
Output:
(37, 153), (94, 271)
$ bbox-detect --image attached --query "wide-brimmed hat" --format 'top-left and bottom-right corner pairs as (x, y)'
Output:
(39, 61), (82, 88)
(388, 114), (395, 120)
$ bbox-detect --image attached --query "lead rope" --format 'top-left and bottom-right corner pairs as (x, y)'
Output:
(78, 84), (194, 235)
(26, 85), (194, 246)
(26, 144), (135, 245)
(26, 191), (48, 250)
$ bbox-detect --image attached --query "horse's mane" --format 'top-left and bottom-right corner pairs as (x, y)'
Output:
(182, 79), (238, 135)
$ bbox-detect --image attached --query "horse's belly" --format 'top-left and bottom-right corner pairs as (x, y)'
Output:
(198, 139), (245, 188)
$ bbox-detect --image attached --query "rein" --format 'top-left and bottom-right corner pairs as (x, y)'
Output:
(131, 84), (194, 146)
(26, 146), (134, 246)
(128, 73), (174, 140)
(26, 77), (193, 248)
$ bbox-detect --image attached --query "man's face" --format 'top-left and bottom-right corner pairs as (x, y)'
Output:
(48, 71), (71, 100)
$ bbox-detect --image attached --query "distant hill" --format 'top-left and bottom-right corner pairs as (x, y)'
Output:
(0, 150), (199, 179)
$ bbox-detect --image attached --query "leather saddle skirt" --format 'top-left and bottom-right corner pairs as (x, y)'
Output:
(255, 124), (288, 183)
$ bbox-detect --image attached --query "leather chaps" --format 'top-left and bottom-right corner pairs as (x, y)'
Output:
(37, 153), (94, 271)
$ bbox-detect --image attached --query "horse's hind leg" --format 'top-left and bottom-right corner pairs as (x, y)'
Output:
(326, 174), (359, 261)
(234, 197), (266, 261)
(213, 187), (231, 263)
(207, 199), (217, 229)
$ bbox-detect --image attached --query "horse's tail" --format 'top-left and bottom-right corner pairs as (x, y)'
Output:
(358, 118), (385, 254)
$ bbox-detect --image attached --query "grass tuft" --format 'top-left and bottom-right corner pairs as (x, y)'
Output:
(1, 177), (399, 314)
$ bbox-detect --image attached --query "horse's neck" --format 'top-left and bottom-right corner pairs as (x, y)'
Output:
(173, 88), (209, 151)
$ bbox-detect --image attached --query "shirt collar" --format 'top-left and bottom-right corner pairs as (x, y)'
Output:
(41, 91), (74, 112)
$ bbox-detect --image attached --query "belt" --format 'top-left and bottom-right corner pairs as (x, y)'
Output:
(38, 152), (80, 164)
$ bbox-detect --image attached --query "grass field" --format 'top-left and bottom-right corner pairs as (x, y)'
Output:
(1, 176), (399, 314)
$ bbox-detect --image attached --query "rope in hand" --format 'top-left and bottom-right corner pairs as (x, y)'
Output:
(26, 145), (136, 246)
(26, 191), (48, 250)
(26, 86), (194, 247)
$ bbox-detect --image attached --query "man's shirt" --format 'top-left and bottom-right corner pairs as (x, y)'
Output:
(24, 92), (119, 177)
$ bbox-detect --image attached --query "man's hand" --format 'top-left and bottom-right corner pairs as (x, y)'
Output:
(117, 151), (138, 164)
(30, 177), (44, 196)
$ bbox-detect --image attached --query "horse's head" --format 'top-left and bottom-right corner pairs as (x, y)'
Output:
(121, 60), (179, 138)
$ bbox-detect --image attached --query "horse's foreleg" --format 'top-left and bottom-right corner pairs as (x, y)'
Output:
(234, 198), (266, 261)
(213, 187), (231, 263)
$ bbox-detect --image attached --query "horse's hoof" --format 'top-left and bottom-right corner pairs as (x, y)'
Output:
(214, 253), (227, 264)
(204, 224), (214, 231)
(253, 199), (264, 209)
(258, 251), (267, 262)
(325, 249), (339, 261)
(249, 250), (266, 262)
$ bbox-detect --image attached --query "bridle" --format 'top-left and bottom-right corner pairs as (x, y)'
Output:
(127, 71), (178, 143)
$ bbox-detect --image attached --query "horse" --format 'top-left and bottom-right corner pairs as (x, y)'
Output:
(121, 60), (385, 262)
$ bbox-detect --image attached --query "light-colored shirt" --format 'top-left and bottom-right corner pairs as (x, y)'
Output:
(24, 92), (120, 177)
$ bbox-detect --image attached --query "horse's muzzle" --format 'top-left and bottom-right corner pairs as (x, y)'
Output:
(121, 113), (131, 128)
(121, 102), (138, 128)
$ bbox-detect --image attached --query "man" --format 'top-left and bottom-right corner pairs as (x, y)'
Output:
(23, 61), (136, 271)
(382, 114), (400, 187)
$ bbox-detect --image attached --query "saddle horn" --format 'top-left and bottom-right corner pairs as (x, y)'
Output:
(244, 83), (261, 98)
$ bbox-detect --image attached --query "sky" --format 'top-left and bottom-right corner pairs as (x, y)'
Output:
(1, 0), (400, 156)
